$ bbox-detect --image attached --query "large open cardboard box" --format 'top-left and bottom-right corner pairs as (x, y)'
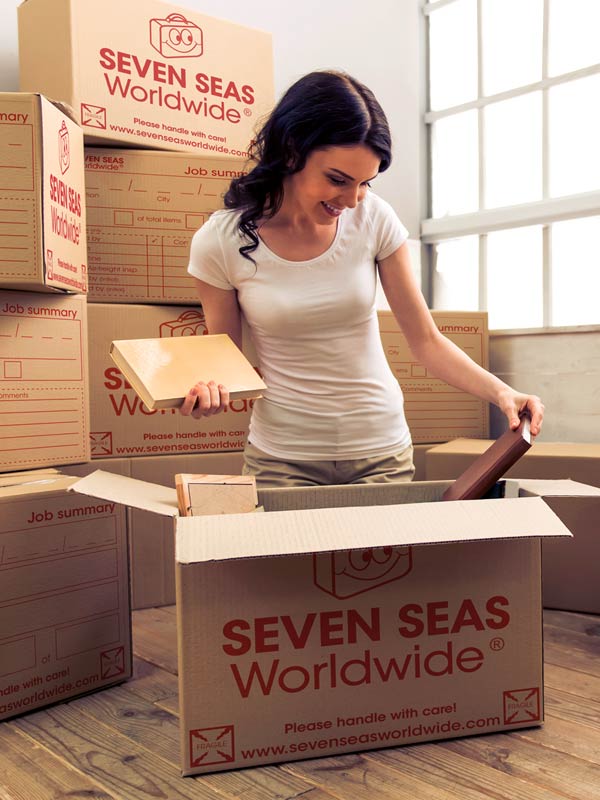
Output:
(0, 472), (131, 721)
(0, 93), (87, 293)
(69, 471), (579, 776)
(19, 0), (274, 155)
(426, 440), (600, 613)
(0, 291), (90, 472)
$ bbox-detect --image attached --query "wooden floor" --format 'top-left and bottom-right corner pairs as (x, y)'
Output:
(1, 607), (599, 800)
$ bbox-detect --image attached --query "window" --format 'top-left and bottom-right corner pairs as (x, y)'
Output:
(423, 0), (600, 329)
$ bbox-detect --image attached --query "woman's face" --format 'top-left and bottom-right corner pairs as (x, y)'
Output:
(283, 144), (381, 225)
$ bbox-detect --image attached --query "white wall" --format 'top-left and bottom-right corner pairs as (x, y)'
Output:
(2, 0), (423, 235)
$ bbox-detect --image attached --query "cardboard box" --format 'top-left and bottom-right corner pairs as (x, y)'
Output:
(88, 302), (254, 460)
(0, 472), (131, 721)
(84, 148), (246, 303)
(520, 480), (600, 614)
(19, 0), (274, 154)
(0, 93), (87, 293)
(0, 291), (90, 472)
(65, 451), (244, 609)
(426, 440), (600, 489)
(427, 440), (600, 613)
(413, 443), (434, 481)
(379, 311), (489, 444)
(70, 471), (577, 776)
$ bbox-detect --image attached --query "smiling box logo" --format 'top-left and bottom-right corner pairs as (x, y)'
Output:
(58, 120), (70, 174)
(314, 546), (413, 599)
(149, 13), (203, 58)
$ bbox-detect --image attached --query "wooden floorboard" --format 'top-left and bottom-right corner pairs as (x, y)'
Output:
(1, 608), (599, 800)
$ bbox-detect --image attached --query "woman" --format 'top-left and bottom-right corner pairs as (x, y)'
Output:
(181, 70), (544, 487)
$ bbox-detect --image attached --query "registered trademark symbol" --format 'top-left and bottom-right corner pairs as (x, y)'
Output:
(244, 108), (252, 117)
(490, 637), (505, 652)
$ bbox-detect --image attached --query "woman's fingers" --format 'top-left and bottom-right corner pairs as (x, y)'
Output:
(179, 382), (229, 418)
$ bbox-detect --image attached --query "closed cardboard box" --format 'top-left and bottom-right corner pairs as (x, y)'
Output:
(427, 439), (600, 488)
(71, 472), (578, 776)
(426, 440), (600, 613)
(88, 302), (255, 460)
(379, 311), (489, 444)
(0, 291), (90, 472)
(65, 451), (244, 609)
(0, 93), (87, 293)
(85, 148), (246, 303)
(0, 472), (131, 721)
(19, 0), (274, 155)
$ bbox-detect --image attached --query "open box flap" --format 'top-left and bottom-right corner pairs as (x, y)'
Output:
(176, 495), (572, 565)
(68, 470), (178, 517)
(518, 479), (600, 497)
(0, 473), (77, 498)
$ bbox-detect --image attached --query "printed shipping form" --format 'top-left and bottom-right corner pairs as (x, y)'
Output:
(379, 311), (490, 443)
(84, 149), (246, 303)
(0, 291), (90, 472)
(18, 0), (274, 154)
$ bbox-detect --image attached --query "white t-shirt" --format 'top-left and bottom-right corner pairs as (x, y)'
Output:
(188, 190), (411, 460)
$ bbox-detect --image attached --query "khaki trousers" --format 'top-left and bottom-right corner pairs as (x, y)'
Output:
(242, 441), (415, 489)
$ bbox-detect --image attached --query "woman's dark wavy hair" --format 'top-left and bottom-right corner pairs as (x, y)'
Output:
(224, 70), (393, 261)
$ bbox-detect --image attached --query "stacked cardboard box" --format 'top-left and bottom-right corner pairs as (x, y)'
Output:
(84, 149), (250, 304)
(378, 310), (490, 444)
(14, 0), (275, 609)
(0, 471), (131, 722)
(0, 93), (90, 473)
(19, 0), (274, 154)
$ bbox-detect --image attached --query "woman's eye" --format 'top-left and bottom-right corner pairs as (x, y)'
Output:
(328, 176), (346, 186)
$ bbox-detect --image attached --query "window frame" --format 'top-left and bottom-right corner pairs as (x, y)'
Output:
(422, 0), (600, 329)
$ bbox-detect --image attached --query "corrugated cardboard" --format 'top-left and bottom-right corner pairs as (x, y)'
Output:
(379, 310), (489, 444)
(0, 472), (131, 721)
(64, 451), (244, 609)
(110, 333), (266, 410)
(19, 0), (274, 154)
(519, 480), (600, 614)
(413, 444), (434, 481)
(427, 441), (600, 612)
(88, 303), (255, 459)
(0, 93), (87, 293)
(70, 471), (581, 776)
(84, 148), (245, 303)
(0, 291), (90, 472)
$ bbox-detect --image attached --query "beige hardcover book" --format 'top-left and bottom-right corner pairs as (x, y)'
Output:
(109, 334), (266, 411)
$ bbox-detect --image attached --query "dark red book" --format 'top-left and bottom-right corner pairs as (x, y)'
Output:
(442, 417), (532, 501)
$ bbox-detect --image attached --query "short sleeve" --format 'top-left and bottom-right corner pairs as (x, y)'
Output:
(187, 214), (234, 291)
(369, 193), (409, 262)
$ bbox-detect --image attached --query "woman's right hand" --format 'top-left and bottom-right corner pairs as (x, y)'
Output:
(179, 382), (230, 419)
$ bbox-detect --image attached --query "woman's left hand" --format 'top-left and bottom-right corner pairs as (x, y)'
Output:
(497, 389), (545, 437)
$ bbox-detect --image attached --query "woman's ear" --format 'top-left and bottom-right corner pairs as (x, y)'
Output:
(283, 139), (299, 172)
